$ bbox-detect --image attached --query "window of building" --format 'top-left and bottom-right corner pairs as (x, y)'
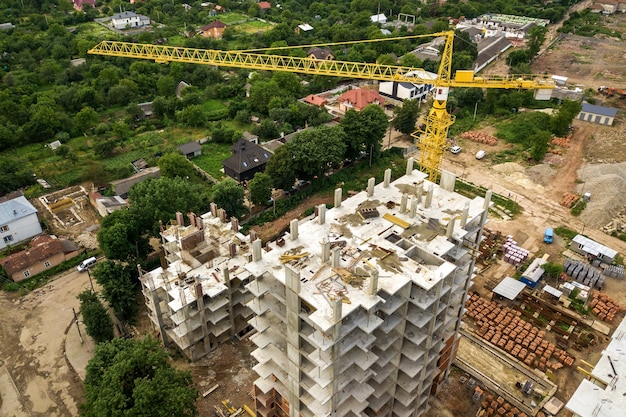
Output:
(44, 261), (51, 268)
(0, 225), (8, 232)
(3, 235), (13, 243)
(23, 270), (30, 278)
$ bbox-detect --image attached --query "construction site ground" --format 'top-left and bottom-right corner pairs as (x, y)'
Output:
(5, 12), (626, 417)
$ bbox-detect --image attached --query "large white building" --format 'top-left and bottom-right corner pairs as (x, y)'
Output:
(110, 11), (150, 30)
(0, 196), (42, 250)
(245, 160), (491, 417)
(379, 70), (437, 102)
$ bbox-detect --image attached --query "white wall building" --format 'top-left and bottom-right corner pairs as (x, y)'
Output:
(110, 11), (150, 30)
(379, 70), (437, 102)
(0, 196), (42, 250)
(245, 161), (491, 417)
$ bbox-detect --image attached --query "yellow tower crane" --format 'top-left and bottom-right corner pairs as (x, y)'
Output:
(89, 31), (555, 181)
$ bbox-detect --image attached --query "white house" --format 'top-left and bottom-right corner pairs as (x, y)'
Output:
(370, 13), (387, 24)
(110, 11), (151, 30)
(0, 196), (42, 250)
(379, 70), (437, 101)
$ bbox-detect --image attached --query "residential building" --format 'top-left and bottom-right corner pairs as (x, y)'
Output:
(577, 103), (618, 126)
(0, 22), (15, 31)
(304, 94), (328, 107)
(222, 139), (272, 183)
(178, 141), (203, 159)
(72, 0), (95, 11)
(90, 194), (128, 217)
(110, 11), (151, 30)
(245, 161), (491, 417)
(456, 14), (549, 41)
(409, 37), (446, 61)
(296, 23), (314, 34)
(139, 209), (256, 360)
(0, 196), (42, 250)
(307, 47), (334, 60)
(258, 1), (271, 11)
(199, 20), (226, 38)
(0, 235), (79, 282)
(379, 70), (437, 102)
(337, 87), (385, 112)
(570, 234), (618, 264)
(565, 313), (626, 416)
(592, 0), (619, 14)
(370, 13), (387, 24)
(110, 166), (161, 198)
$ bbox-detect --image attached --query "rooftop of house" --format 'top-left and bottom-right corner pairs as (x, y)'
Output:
(304, 94), (327, 106)
(0, 235), (78, 275)
(245, 167), (488, 332)
(201, 20), (226, 30)
(177, 141), (202, 154)
(307, 46), (334, 59)
(258, 1), (271, 9)
(581, 103), (618, 117)
(222, 139), (272, 174)
(338, 88), (385, 110)
(0, 196), (38, 225)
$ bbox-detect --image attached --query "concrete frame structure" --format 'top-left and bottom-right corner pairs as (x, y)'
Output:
(244, 160), (491, 417)
(139, 208), (256, 361)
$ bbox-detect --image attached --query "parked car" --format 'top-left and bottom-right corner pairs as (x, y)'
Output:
(77, 257), (97, 272)
(450, 145), (462, 154)
(475, 150), (486, 160)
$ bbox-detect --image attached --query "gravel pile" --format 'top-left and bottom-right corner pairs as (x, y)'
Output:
(577, 162), (626, 228)
(526, 164), (557, 186)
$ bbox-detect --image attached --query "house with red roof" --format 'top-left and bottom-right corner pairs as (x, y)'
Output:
(72, 0), (95, 11)
(199, 20), (226, 38)
(258, 1), (271, 10)
(337, 88), (385, 112)
(304, 94), (327, 108)
(0, 235), (80, 282)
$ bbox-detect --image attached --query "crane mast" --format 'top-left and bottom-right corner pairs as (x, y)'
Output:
(89, 31), (554, 181)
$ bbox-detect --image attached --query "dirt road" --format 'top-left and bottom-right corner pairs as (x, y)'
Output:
(0, 270), (93, 417)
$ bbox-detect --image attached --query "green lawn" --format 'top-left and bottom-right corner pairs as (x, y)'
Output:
(214, 12), (249, 25)
(235, 19), (274, 34)
(192, 143), (232, 179)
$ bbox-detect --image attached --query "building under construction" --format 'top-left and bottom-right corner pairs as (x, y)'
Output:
(139, 206), (256, 361)
(244, 158), (492, 417)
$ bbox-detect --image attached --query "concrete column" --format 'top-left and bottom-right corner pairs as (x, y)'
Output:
(425, 185), (433, 209)
(231, 216), (239, 232)
(332, 297), (343, 323)
(384, 168), (391, 188)
(417, 183), (424, 204)
(368, 268), (379, 296)
(367, 177), (375, 197)
(446, 216), (456, 238)
(290, 219), (299, 240)
(334, 188), (342, 208)
(210, 202), (217, 217)
(252, 239), (262, 262)
(249, 229), (257, 243)
(284, 265), (301, 294)
(406, 157), (414, 176)
(321, 240), (330, 263)
(460, 202), (470, 228)
(331, 247), (341, 268)
(317, 204), (326, 225)
(218, 208), (227, 223)
(223, 268), (236, 337)
(176, 211), (184, 226)
(410, 198), (418, 218)
(284, 265), (301, 417)
(400, 193), (408, 213)
(484, 189), (492, 210)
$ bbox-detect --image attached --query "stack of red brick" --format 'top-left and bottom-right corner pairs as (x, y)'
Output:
(478, 394), (529, 417)
(466, 293), (575, 371)
(560, 192), (579, 208)
(590, 290), (623, 322)
(459, 131), (498, 145)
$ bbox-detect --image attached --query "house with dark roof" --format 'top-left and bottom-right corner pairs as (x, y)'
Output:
(577, 103), (618, 126)
(337, 88), (385, 112)
(199, 20), (226, 38)
(222, 139), (272, 183)
(0, 235), (79, 282)
(110, 167), (161, 198)
(0, 196), (42, 250)
(178, 141), (203, 159)
(474, 36), (513, 73)
(307, 46), (334, 60)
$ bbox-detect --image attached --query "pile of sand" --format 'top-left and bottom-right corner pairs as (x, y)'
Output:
(526, 164), (557, 186)
(577, 162), (626, 228)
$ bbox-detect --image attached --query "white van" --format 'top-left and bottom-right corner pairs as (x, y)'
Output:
(475, 150), (486, 160)
(77, 257), (97, 272)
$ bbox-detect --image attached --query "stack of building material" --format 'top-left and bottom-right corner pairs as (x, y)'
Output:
(560, 192), (579, 208)
(603, 264), (625, 279)
(550, 135), (571, 148)
(477, 394), (528, 417)
(459, 131), (498, 145)
(563, 258), (604, 289)
(502, 236), (529, 266)
(466, 293), (576, 371)
(589, 290), (624, 322)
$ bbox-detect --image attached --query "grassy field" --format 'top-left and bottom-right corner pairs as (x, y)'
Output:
(235, 19), (274, 34)
(214, 12), (248, 25)
(192, 143), (232, 179)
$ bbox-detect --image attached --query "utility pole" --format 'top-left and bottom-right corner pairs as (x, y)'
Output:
(86, 268), (94, 292)
(72, 308), (84, 344)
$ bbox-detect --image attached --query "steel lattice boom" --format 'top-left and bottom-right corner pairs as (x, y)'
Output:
(88, 31), (555, 181)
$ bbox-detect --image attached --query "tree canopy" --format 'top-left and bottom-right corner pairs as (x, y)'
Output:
(211, 179), (247, 218)
(248, 172), (273, 206)
(157, 152), (196, 179)
(78, 290), (114, 344)
(91, 260), (139, 324)
(81, 337), (198, 417)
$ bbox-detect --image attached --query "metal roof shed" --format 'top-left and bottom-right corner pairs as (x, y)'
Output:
(493, 276), (527, 300)
(571, 234), (617, 264)
(520, 258), (547, 288)
(577, 103), (618, 126)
